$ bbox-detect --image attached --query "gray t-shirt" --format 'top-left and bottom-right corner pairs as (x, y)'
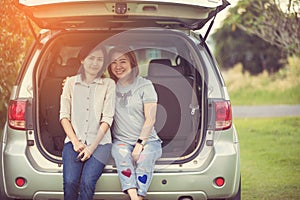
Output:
(112, 76), (160, 145)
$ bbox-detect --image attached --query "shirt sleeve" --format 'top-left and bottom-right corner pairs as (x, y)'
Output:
(142, 80), (158, 103)
(59, 77), (73, 121)
(100, 79), (116, 127)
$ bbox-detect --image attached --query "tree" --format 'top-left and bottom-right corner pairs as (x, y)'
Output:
(211, 0), (295, 75)
(212, 23), (287, 75)
(0, 0), (34, 126)
(230, 0), (300, 55)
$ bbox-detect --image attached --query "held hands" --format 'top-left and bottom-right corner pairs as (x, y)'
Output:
(74, 125), (106, 162)
(77, 145), (96, 162)
(73, 140), (97, 162)
(73, 140), (85, 152)
(132, 143), (144, 162)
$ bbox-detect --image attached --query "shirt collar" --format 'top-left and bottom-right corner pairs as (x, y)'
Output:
(75, 74), (104, 85)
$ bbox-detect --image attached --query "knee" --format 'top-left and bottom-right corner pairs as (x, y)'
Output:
(112, 147), (130, 161)
(64, 179), (79, 191)
(80, 178), (97, 192)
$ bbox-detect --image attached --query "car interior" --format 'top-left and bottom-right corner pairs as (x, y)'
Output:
(37, 31), (203, 162)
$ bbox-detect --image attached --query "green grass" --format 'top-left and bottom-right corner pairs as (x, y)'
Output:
(222, 56), (300, 105)
(235, 117), (300, 199)
(229, 86), (300, 105)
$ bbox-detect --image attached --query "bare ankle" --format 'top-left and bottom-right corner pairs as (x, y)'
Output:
(138, 195), (144, 200)
(127, 188), (139, 200)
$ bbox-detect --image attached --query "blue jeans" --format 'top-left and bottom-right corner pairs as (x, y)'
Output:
(111, 140), (162, 197)
(62, 142), (105, 200)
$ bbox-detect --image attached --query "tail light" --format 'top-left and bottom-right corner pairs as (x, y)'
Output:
(8, 100), (27, 130)
(214, 177), (225, 187)
(215, 100), (232, 130)
(15, 177), (27, 187)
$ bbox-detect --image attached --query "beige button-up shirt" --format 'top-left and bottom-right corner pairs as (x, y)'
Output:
(59, 75), (116, 145)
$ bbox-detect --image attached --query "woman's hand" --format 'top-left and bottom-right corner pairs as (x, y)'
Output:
(132, 143), (144, 162)
(73, 140), (85, 152)
(77, 145), (94, 162)
(61, 76), (69, 89)
(77, 148), (91, 162)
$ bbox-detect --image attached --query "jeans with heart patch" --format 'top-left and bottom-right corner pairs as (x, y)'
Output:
(111, 140), (162, 197)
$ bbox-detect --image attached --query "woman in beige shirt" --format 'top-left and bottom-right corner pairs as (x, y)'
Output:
(59, 44), (115, 200)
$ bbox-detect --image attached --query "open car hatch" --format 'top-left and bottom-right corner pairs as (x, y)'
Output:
(17, 0), (230, 30)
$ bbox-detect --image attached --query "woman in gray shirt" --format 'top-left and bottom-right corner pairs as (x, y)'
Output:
(108, 46), (162, 200)
(60, 45), (116, 200)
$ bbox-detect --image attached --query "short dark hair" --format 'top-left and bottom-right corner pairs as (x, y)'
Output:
(108, 46), (139, 82)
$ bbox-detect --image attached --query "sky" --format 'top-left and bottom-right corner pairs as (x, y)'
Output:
(196, 0), (239, 51)
(214, 0), (238, 29)
(199, 0), (239, 35)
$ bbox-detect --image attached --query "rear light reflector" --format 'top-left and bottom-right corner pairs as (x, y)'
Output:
(15, 177), (26, 187)
(215, 100), (232, 130)
(214, 177), (225, 187)
(8, 100), (26, 130)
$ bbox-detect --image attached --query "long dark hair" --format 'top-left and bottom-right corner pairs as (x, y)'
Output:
(78, 44), (107, 80)
(108, 46), (139, 83)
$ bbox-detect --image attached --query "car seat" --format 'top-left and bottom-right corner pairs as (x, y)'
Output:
(39, 57), (81, 156)
(147, 58), (199, 157)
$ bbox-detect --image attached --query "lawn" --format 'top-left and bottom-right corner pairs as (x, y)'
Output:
(222, 56), (300, 105)
(235, 116), (300, 199)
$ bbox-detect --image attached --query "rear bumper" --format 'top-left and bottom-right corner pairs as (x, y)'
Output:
(34, 191), (208, 200)
(1, 133), (240, 200)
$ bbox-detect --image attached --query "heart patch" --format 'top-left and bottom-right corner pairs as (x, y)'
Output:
(138, 174), (148, 184)
(119, 148), (128, 157)
(121, 168), (132, 178)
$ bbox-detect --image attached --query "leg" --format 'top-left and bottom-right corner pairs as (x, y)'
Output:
(127, 188), (140, 200)
(111, 141), (137, 197)
(135, 140), (162, 197)
(62, 142), (83, 200)
(78, 150), (106, 200)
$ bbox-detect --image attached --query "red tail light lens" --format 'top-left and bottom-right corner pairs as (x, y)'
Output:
(215, 100), (232, 130)
(8, 100), (27, 130)
(214, 177), (225, 187)
(15, 177), (27, 187)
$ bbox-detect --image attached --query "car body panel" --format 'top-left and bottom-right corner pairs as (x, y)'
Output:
(2, 126), (239, 199)
(19, 0), (224, 7)
(17, 0), (230, 30)
(0, 28), (240, 200)
(0, 1), (240, 199)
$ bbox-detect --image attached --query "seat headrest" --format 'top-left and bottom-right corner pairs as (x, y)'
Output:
(150, 59), (172, 67)
(148, 59), (182, 77)
(66, 57), (81, 68)
(51, 57), (81, 78)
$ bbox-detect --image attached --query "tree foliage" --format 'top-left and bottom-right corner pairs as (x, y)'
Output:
(230, 0), (300, 55)
(0, 0), (34, 126)
(212, 23), (287, 75)
(211, 0), (296, 75)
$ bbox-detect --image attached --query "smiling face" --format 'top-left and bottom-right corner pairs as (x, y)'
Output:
(110, 51), (133, 81)
(82, 49), (104, 77)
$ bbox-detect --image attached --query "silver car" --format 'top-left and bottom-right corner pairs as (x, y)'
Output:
(0, 0), (240, 199)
